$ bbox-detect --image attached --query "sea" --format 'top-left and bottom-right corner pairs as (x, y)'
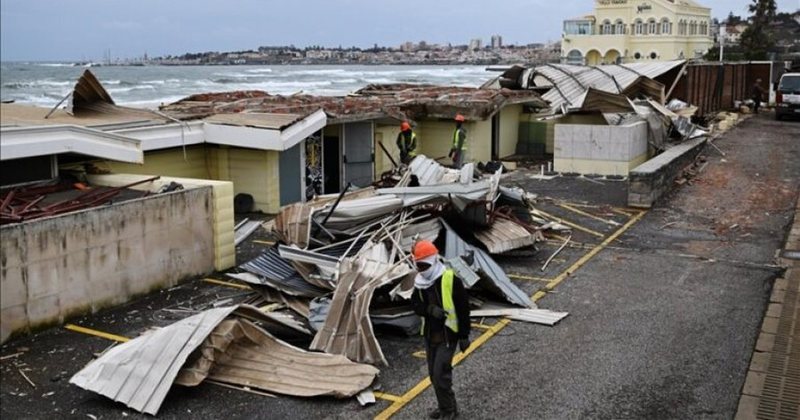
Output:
(0, 63), (494, 109)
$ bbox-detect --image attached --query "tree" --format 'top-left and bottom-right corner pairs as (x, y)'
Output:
(739, 0), (777, 60)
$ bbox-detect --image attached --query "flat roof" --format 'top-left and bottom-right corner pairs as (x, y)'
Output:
(0, 103), (169, 129)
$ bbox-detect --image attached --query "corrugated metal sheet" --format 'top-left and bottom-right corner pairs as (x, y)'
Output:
(470, 307), (569, 326)
(176, 317), (378, 398)
(442, 219), (531, 308)
(310, 256), (411, 365)
(473, 218), (536, 254)
(70, 307), (238, 415)
(237, 248), (330, 297)
(524, 61), (685, 113)
(70, 69), (115, 112)
(205, 112), (304, 129)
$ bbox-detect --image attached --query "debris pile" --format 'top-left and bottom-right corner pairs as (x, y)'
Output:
(69, 156), (571, 413)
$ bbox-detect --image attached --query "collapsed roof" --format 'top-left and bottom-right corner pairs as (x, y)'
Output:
(160, 84), (549, 124)
(486, 61), (684, 114)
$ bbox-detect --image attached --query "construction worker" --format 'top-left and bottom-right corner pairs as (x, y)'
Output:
(411, 240), (471, 420)
(449, 114), (467, 169)
(396, 121), (418, 164)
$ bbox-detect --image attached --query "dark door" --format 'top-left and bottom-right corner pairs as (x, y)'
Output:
(323, 135), (341, 194)
(343, 122), (374, 188)
(279, 142), (303, 205)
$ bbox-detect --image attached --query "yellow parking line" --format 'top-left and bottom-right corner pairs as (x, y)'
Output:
(65, 324), (130, 343)
(202, 278), (251, 290)
(411, 350), (426, 359)
(558, 203), (621, 226)
(374, 210), (647, 420)
(471, 323), (494, 330)
(508, 273), (553, 282)
(373, 392), (403, 403)
(533, 209), (605, 238)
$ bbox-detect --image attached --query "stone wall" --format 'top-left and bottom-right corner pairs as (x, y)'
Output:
(0, 187), (215, 343)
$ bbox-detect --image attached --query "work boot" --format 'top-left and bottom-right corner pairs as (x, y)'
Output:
(428, 408), (442, 419)
(440, 411), (458, 420)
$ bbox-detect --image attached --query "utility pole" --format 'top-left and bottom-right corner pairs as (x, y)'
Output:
(719, 25), (726, 62)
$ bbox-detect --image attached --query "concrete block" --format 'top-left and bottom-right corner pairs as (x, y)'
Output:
(761, 316), (779, 334)
(734, 394), (759, 420)
(1, 266), (26, 311)
(755, 332), (775, 352)
(25, 258), (61, 300)
(766, 303), (783, 318)
(749, 352), (770, 373)
(0, 227), (26, 270)
(26, 294), (61, 327)
(0, 304), (29, 343)
(741, 371), (766, 396)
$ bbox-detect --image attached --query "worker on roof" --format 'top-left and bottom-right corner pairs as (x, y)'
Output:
(396, 121), (418, 164)
(449, 114), (467, 169)
(411, 240), (471, 420)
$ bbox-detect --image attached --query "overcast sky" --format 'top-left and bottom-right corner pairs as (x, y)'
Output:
(1, 0), (796, 61)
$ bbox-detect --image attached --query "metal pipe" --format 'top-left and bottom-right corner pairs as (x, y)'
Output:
(377, 141), (398, 168)
(319, 182), (350, 227)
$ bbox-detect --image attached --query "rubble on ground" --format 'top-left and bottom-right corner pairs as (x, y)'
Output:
(69, 155), (573, 414)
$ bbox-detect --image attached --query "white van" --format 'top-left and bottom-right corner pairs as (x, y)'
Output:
(775, 72), (800, 121)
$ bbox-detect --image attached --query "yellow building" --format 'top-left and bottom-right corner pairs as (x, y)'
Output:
(561, 0), (714, 65)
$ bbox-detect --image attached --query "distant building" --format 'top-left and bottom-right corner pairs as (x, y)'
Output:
(561, 0), (714, 65)
(401, 41), (414, 52)
(469, 38), (482, 51)
(721, 22), (748, 45)
(491, 35), (503, 49)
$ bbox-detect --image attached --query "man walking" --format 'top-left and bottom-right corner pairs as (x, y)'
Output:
(751, 78), (765, 114)
(411, 240), (471, 419)
(449, 114), (467, 169)
(396, 121), (418, 164)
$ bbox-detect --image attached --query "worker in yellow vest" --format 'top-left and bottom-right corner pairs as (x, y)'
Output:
(449, 114), (467, 169)
(396, 121), (418, 164)
(411, 240), (471, 420)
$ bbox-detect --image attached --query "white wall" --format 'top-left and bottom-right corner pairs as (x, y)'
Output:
(554, 121), (650, 175)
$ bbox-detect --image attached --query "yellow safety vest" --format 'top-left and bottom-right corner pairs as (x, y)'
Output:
(406, 132), (418, 157)
(452, 128), (467, 151)
(419, 269), (459, 335)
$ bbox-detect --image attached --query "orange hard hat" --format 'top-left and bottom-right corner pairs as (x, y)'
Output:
(412, 240), (439, 260)
(400, 121), (411, 132)
(454, 114), (465, 122)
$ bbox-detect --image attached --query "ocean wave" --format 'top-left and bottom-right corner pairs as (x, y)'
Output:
(107, 85), (156, 93)
(35, 63), (74, 67)
(2, 80), (72, 89)
(245, 68), (273, 74)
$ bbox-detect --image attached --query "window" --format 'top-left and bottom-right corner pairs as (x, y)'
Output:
(678, 20), (687, 35)
(601, 19), (611, 35)
(661, 19), (671, 35)
(616, 20), (625, 35)
(564, 20), (593, 35)
(566, 49), (584, 65)
(689, 21), (697, 35)
(634, 52), (642, 59)
(634, 19), (643, 35)
(650, 52), (658, 59)
(648, 19), (657, 35)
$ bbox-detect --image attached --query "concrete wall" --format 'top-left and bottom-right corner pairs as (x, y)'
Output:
(628, 137), (707, 208)
(0, 187), (215, 343)
(554, 121), (649, 176)
(87, 174), (235, 271)
(417, 119), (492, 165)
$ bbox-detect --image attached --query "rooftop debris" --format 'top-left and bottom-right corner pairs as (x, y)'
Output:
(228, 155), (570, 365)
(69, 156), (575, 413)
(159, 83), (548, 123)
(70, 305), (379, 415)
(0, 176), (160, 225)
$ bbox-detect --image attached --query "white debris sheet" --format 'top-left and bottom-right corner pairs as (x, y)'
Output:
(471, 307), (569, 326)
(70, 305), (378, 415)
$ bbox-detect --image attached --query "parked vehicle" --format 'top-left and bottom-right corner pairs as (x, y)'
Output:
(775, 72), (800, 121)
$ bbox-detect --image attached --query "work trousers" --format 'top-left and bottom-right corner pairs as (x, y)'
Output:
(425, 339), (458, 414)
(452, 151), (464, 169)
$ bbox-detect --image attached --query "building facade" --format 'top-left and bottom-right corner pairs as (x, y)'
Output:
(561, 0), (714, 65)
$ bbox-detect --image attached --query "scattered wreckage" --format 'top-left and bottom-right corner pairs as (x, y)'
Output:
(69, 155), (571, 414)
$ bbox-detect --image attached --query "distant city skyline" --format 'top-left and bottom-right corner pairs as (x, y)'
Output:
(1, 0), (797, 61)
